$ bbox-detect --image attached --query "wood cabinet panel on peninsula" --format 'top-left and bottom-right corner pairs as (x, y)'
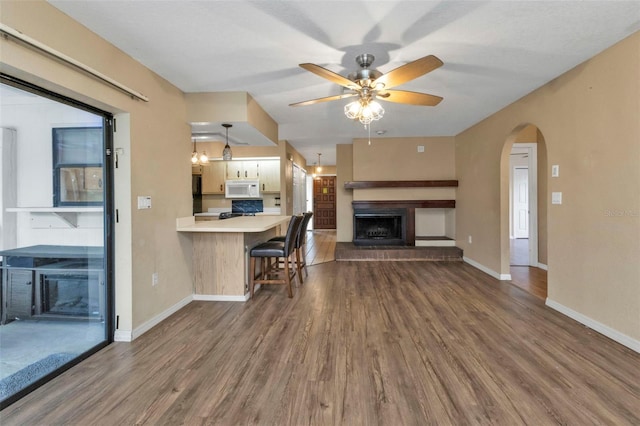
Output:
(176, 215), (290, 299)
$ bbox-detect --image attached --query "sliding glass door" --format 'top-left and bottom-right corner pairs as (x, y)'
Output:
(0, 76), (113, 408)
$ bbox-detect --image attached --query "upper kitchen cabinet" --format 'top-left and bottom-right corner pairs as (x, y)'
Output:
(226, 160), (259, 180)
(259, 160), (280, 193)
(202, 161), (226, 194)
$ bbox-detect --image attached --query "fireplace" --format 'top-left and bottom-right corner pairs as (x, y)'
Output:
(353, 208), (406, 246)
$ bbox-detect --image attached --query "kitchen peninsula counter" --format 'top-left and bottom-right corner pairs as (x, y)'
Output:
(177, 215), (290, 300)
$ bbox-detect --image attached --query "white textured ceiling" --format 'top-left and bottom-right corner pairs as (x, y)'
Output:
(48, 1), (640, 165)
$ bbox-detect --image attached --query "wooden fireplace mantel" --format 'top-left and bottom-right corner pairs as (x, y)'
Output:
(352, 200), (455, 246)
(345, 180), (458, 189)
(352, 200), (455, 209)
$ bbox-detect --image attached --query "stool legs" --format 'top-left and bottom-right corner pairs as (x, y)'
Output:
(249, 256), (256, 299)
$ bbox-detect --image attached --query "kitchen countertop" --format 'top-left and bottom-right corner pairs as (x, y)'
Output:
(177, 215), (290, 233)
(0, 245), (103, 259)
(194, 207), (281, 217)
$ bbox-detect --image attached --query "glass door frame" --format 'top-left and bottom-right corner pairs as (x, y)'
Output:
(0, 73), (115, 409)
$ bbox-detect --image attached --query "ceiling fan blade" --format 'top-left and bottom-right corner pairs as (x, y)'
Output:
(373, 55), (443, 90)
(300, 63), (361, 89)
(289, 93), (357, 107)
(377, 90), (443, 106)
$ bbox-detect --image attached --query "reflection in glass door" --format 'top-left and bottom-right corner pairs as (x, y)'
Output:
(0, 77), (113, 408)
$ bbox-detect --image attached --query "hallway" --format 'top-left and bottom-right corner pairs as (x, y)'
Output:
(510, 238), (547, 299)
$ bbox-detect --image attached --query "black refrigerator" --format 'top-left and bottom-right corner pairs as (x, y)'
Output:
(192, 174), (203, 214)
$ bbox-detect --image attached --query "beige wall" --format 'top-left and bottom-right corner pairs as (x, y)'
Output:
(335, 137), (456, 242)
(336, 144), (354, 242)
(351, 136), (456, 201)
(456, 32), (640, 341)
(1, 1), (193, 336)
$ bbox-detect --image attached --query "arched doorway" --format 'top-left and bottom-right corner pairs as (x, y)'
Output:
(500, 124), (548, 299)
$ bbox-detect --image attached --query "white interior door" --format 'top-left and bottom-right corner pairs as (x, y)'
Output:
(513, 166), (529, 238)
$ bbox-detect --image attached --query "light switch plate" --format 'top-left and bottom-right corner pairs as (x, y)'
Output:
(137, 196), (152, 209)
(417, 145), (425, 153)
(551, 165), (560, 177)
(552, 192), (562, 205)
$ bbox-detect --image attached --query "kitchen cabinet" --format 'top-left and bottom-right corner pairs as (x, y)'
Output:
(259, 160), (280, 193)
(226, 160), (259, 180)
(202, 161), (226, 194)
(192, 165), (203, 175)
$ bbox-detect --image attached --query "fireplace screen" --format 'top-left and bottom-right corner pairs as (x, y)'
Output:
(353, 209), (406, 246)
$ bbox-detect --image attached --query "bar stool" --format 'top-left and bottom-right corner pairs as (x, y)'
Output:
(249, 215), (303, 299)
(268, 212), (313, 283)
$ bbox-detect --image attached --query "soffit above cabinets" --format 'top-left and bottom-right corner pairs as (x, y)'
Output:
(187, 92), (278, 147)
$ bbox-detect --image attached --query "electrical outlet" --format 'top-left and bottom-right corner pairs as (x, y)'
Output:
(468, 235), (472, 244)
(152, 272), (158, 286)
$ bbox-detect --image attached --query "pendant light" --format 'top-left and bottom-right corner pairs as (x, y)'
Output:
(314, 153), (322, 179)
(190, 138), (209, 166)
(222, 123), (233, 161)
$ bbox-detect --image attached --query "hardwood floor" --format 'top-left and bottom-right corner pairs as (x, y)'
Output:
(510, 238), (530, 266)
(510, 266), (548, 299)
(3, 261), (638, 425)
(305, 229), (336, 265)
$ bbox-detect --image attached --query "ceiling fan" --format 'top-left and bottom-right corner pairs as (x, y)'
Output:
(289, 53), (444, 115)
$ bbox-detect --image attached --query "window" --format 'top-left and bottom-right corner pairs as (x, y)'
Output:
(52, 127), (103, 206)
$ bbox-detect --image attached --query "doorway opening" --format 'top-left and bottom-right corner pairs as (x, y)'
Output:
(501, 124), (547, 299)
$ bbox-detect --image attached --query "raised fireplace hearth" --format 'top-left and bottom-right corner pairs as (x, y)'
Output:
(353, 208), (406, 246)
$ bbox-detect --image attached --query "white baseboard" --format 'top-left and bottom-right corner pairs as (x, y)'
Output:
(114, 330), (132, 342)
(193, 294), (249, 302)
(114, 294), (193, 342)
(546, 298), (640, 354)
(537, 262), (548, 270)
(463, 256), (511, 280)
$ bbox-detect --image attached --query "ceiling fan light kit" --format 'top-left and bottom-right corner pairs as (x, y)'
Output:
(344, 98), (385, 125)
(291, 53), (443, 127)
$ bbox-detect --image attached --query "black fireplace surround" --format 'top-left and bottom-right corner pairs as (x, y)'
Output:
(353, 208), (407, 246)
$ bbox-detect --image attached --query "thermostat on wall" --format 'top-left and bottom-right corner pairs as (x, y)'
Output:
(137, 196), (152, 209)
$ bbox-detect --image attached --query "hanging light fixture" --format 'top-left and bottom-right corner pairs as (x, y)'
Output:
(314, 153), (322, 179)
(222, 123), (233, 161)
(190, 138), (209, 166)
(344, 97), (384, 126)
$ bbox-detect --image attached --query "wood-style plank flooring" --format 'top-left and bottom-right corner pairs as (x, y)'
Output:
(305, 229), (336, 265)
(510, 238), (530, 266)
(2, 261), (638, 425)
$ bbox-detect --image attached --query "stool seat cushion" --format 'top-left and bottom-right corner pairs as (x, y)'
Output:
(250, 241), (286, 257)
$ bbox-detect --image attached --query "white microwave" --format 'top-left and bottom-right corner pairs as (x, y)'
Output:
(225, 180), (261, 198)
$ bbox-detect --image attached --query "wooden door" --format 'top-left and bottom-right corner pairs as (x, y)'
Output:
(313, 176), (336, 229)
